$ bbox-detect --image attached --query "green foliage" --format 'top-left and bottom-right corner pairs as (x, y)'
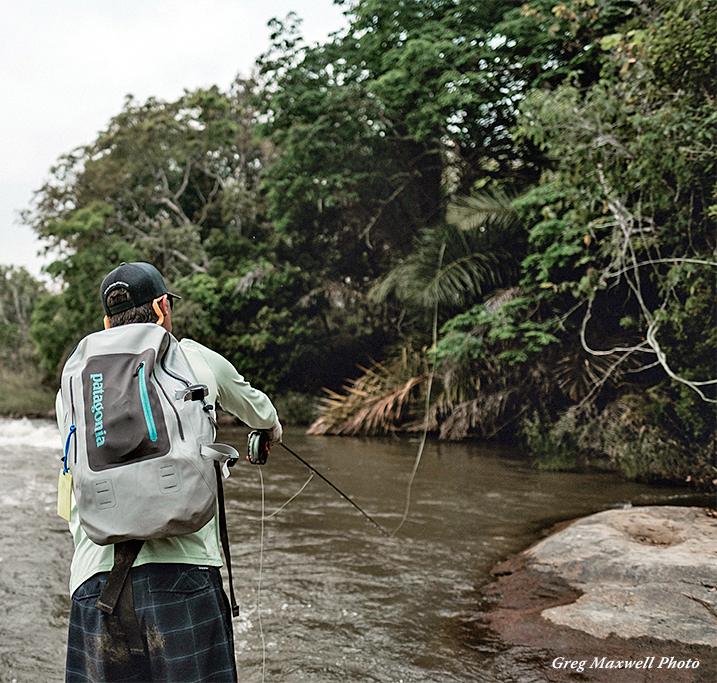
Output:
(29, 202), (140, 374)
(502, 0), (717, 481)
(27, 84), (272, 277)
(497, 0), (640, 88)
(368, 191), (527, 352)
(169, 260), (386, 394)
(522, 410), (582, 472)
(16, 0), (713, 490)
(371, 221), (520, 318)
(258, 14), (442, 283)
(0, 266), (47, 371)
(25, 84), (329, 390)
(644, 0), (717, 100)
(312, 0), (715, 480)
(595, 393), (715, 487)
(655, 265), (717, 389)
(257, 0), (624, 289)
(512, 175), (595, 290)
(435, 296), (560, 367)
(523, 394), (715, 487)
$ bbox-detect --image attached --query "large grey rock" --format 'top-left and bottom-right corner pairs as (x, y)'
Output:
(524, 506), (717, 645)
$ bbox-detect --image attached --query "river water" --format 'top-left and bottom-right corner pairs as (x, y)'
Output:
(0, 418), (710, 683)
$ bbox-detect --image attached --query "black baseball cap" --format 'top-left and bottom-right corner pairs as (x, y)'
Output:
(100, 262), (181, 316)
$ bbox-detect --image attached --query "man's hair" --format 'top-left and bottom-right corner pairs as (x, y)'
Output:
(106, 288), (158, 327)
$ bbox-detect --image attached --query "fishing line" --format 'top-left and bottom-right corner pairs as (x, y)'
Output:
(256, 466), (267, 683)
(248, 432), (390, 536)
(253, 466), (314, 682)
(279, 442), (391, 537)
(248, 439), (393, 679)
(264, 472), (314, 519)
(391, 248), (443, 537)
(390, 363), (435, 537)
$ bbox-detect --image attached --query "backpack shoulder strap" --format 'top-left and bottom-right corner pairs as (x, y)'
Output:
(95, 540), (147, 658)
(215, 461), (240, 617)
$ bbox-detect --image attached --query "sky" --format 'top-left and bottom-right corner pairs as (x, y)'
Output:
(1, 0), (348, 278)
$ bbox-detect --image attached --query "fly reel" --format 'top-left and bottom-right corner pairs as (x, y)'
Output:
(247, 430), (270, 465)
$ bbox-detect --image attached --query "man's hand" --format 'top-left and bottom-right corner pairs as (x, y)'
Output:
(268, 419), (283, 445)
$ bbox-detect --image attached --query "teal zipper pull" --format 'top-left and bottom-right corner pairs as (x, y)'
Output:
(137, 362), (158, 442)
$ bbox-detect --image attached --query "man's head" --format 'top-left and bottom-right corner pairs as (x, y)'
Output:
(100, 262), (180, 331)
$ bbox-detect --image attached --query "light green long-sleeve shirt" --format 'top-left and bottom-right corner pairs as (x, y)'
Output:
(60, 336), (277, 595)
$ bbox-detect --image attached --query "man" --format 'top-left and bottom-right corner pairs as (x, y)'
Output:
(58, 261), (282, 682)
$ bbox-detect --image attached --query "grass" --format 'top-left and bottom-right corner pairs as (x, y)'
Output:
(0, 367), (56, 417)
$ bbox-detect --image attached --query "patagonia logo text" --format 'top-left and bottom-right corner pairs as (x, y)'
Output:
(90, 373), (107, 447)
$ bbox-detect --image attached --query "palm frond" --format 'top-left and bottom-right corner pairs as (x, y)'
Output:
(555, 334), (644, 402)
(307, 351), (427, 436)
(446, 191), (516, 231)
(370, 191), (523, 313)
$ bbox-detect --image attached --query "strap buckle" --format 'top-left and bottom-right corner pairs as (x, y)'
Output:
(175, 384), (209, 401)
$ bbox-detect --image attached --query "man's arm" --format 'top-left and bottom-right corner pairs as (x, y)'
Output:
(180, 339), (282, 441)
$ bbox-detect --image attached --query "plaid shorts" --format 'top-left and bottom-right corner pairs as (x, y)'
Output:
(66, 564), (237, 683)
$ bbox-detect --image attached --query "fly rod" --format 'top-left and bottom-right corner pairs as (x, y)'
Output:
(246, 431), (389, 536)
(280, 442), (391, 537)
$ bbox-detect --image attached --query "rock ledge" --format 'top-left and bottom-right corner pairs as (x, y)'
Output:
(481, 506), (717, 682)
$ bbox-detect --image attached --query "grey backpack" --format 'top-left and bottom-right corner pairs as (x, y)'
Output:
(58, 323), (238, 546)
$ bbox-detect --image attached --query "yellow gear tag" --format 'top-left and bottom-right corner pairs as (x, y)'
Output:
(57, 470), (72, 521)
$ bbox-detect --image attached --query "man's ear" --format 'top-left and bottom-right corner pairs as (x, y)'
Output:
(152, 296), (166, 327)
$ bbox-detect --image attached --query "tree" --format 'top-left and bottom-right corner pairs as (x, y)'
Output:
(25, 80), (390, 393)
(500, 0), (717, 481)
(258, 13), (443, 283)
(258, 0), (642, 379)
(0, 266), (47, 370)
(307, 0), (716, 487)
(27, 83), (271, 278)
(25, 83), (277, 376)
(515, 0), (716, 399)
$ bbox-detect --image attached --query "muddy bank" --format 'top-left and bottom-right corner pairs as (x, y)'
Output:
(479, 506), (717, 682)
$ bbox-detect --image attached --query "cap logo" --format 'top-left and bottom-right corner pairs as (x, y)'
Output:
(104, 281), (130, 296)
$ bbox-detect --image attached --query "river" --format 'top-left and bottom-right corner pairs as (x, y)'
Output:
(0, 418), (710, 682)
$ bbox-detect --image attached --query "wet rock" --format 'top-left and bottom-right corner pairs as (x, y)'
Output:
(527, 506), (717, 644)
(481, 506), (717, 682)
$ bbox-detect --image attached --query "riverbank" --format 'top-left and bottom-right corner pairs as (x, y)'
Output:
(479, 506), (717, 682)
(0, 368), (56, 418)
(0, 369), (319, 426)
